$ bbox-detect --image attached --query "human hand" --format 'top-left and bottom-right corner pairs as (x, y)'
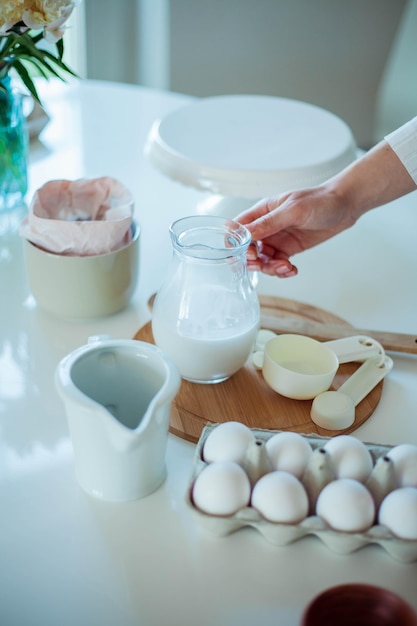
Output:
(237, 184), (355, 277)
(237, 137), (417, 278)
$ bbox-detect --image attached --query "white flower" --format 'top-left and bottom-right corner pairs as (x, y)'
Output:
(0, 0), (79, 37)
(23, 0), (77, 30)
(0, 0), (81, 103)
(0, 0), (27, 34)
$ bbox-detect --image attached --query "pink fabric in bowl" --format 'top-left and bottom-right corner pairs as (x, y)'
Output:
(20, 177), (134, 256)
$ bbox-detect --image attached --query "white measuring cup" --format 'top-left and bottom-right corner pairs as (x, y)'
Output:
(310, 354), (393, 430)
(262, 334), (384, 400)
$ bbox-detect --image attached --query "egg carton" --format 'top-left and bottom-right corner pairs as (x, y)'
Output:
(185, 424), (417, 562)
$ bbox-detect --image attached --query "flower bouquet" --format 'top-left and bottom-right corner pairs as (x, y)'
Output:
(0, 0), (81, 212)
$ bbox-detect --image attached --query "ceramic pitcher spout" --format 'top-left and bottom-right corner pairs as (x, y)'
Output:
(103, 364), (181, 454)
(55, 337), (181, 502)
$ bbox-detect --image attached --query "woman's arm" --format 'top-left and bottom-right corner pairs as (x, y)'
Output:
(237, 124), (417, 278)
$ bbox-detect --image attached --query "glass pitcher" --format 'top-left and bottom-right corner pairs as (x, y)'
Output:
(152, 215), (260, 384)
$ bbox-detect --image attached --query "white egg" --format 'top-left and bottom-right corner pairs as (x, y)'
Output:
(323, 435), (373, 483)
(202, 421), (255, 464)
(251, 471), (309, 523)
(192, 461), (251, 516)
(386, 444), (417, 487)
(316, 478), (375, 533)
(266, 431), (313, 479)
(378, 487), (417, 540)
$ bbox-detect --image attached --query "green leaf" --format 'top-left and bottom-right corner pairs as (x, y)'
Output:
(10, 59), (40, 102)
(17, 56), (50, 79)
(12, 35), (78, 79)
(0, 28), (79, 107)
(0, 33), (16, 62)
(56, 39), (64, 60)
(41, 49), (78, 77)
(30, 32), (44, 45)
(15, 51), (60, 80)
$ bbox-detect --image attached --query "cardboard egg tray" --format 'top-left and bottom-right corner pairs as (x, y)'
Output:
(185, 424), (417, 562)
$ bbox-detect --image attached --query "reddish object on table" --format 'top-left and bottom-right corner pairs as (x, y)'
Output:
(301, 583), (417, 626)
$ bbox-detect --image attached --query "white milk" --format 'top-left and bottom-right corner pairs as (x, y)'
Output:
(152, 318), (259, 383)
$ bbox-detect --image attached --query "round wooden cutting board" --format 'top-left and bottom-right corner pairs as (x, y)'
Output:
(133, 296), (384, 443)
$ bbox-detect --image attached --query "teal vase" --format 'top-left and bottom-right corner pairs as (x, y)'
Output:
(0, 77), (29, 213)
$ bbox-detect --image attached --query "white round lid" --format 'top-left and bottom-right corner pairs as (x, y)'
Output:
(145, 95), (357, 199)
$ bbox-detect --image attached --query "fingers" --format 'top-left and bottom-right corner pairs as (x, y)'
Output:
(269, 260), (298, 277)
(248, 260), (298, 278)
(238, 194), (300, 278)
(235, 200), (268, 225)
(247, 245), (298, 278)
(236, 196), (284, 225)
(238, 195), (296, 242)
(247, 241), (260, 260)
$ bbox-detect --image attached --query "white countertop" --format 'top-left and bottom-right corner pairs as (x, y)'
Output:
(1, 79), (416, 626)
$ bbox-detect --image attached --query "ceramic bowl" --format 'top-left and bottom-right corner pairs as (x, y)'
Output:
(301, 584), (417, 626)
(24, 221), (140, 318)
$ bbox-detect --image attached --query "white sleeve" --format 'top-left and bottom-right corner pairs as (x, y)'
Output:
(384, 116), (417, 184)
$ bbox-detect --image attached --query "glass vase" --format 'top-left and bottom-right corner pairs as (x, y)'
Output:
(0, 78), (29, 213)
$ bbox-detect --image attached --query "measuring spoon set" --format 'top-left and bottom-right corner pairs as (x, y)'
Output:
(253, 332), (393, 430)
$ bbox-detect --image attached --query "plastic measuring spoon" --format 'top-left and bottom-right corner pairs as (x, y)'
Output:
(310, 354), (393, 430)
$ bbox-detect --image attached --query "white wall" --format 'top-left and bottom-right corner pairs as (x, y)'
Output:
(80, 0), (416, 148)
(63, 1), (87, 78)
(84, 0), (138, 84)
(169, 0), (408, 148)
(374, 0), (417, 139)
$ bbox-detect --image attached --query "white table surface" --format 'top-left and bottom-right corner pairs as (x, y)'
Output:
(1, 79), (416, 626)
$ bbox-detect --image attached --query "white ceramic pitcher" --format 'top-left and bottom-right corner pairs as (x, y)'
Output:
(55, 336), (181, 502)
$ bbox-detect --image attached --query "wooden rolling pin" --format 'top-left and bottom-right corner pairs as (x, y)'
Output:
(260, 314), (417, 355)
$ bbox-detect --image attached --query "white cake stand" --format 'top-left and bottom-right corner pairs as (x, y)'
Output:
(145, 94), (357, 217)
